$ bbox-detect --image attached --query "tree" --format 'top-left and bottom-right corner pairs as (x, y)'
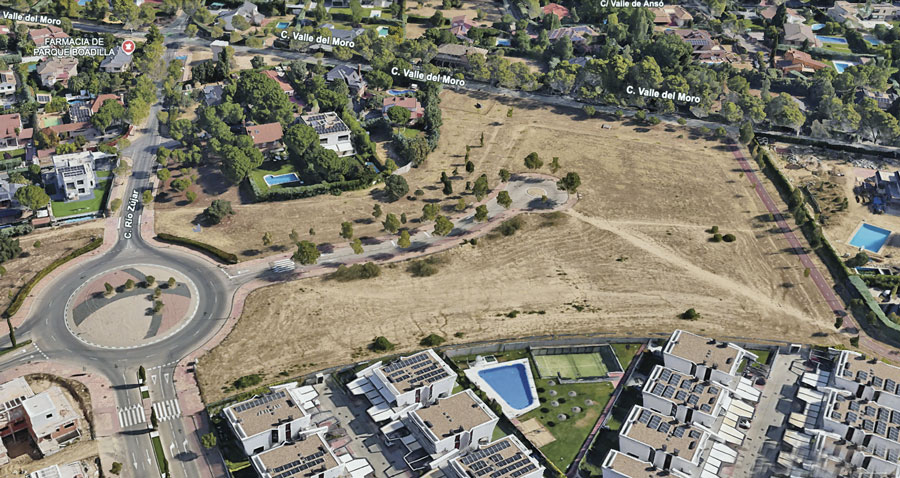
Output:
(442, 180), (453, 195)
(293, 240), (320, 265)
(549, 157), (561, 173)
(472, 174), (489, 201)
(372, 204), (383, 218)
(340, 222), (354, 240)
(145, 275), (156, 287)
(263, 232), (273, 246)
(205, 199), (234, 225)
(422, 203), (438, 221)
(186, 191), (197, 203)
(398, 229), (411, 248)
(371, 336), (395, 352)
(201, 433), (217, 449)
(846, 252), (869, 268)
(497, 191), (512, 209)
(138, 365), (146, 383)
(125, 279), (135, 290)
(434, 215), (454, 235)
(14, 185), (49, 211)
(384, 175), (409, 201)
(455, 198), (467, 211)
(765, 93), (806, 133)
(157, 168), (171, 181)
(168, 277), (176, 288)
(6, 318), (14, 348)
(499, 169), (511, 182)
(142, 190), (153, 204)
(524, 152), (543, 169)
(289, 228), (300, 243)
(110, 463), (122, 475)
(465, 160), (475, 173)
(387, 105), (411, 124)
(0, 236), (21, 264)
(104, 282), (114, 296)
(150, 407), (158, 429)
(739, 122), (754, 144)
(557, 172), (581, 193)
(351, 238), (363, 254)
(383, 213), (401, 233)
(474, 204), (488, 222)
(681, 308), (700, 320)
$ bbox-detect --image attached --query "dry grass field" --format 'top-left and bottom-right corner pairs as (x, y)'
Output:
(196, 90), (840, 402)
(0, 226), (102, 312)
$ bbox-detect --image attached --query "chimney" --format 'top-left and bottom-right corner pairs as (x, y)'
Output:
(357, 63), (361, 77)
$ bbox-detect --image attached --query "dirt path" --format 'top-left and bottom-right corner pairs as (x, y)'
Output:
(565, 209), (817, 325)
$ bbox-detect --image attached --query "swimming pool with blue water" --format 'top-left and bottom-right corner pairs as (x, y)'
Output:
(849, 223), (892, 253)
(477, 363), (535, 410)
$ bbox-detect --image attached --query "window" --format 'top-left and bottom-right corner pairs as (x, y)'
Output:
(64, 422), (74, 428)
(338, 135), (349, 142)
(77, 179), (84, 185)
(254, 446), (264, 454)
(319, 138), (327, 145)
(46, 413), (53, 419)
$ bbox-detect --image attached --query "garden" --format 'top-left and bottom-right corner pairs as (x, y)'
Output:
(50, 171), (112, 218)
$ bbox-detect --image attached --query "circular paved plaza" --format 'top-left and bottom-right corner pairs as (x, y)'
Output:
(65, 264), (199, 349)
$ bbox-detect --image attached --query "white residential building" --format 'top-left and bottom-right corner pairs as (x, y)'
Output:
(52, 151), (96, 201)
(444, 436), (544, 478)
(223, 383), (319, 456)
(0, 70), (16, 96)
(348, 348), (457, 422)
(618, 406), (712, 477)
(300, 112), (355, 157)
(250, 431), (346, 478)
(662, 330), (757, 387)
(641, 365), (729, 430)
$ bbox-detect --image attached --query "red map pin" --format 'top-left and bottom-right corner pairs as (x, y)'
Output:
(122, 40), (135, 55)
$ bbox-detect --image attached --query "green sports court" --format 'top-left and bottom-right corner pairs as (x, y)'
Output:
(531, 345), (622, 379)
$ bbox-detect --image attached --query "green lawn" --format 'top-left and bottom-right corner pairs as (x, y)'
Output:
(151, 436), (168, 476)
(51, 179), (111, 218)
(519, 380), (616, 471)
(397, 127), (423, 139)
(822, 42), (852, 53)
(248, 161), (302, 192)
(579, 386), (642, 476)
(611, 343), (641, 370)
(450, 349), (531, 370)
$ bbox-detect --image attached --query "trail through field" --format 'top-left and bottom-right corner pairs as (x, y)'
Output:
(565, 209), (818, 326)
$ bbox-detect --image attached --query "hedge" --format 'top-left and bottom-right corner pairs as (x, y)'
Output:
(156, 233), (239, 264)
(246, 175), (382, 203)
(859, 273), (900, 289)
(848, 275), (900, 332)
(0, 223), (33, 238)
(4, 237), (103, 318)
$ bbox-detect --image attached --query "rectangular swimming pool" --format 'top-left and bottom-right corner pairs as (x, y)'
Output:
(264, 172), (301, 186)
(849, 223), (892, 253)
(817, 35), (848, 44)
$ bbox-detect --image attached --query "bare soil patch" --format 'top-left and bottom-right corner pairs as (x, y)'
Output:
(0, 226), (102, 311)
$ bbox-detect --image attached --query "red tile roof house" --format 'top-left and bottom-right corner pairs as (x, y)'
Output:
(28, 25), (69, 47)
(542, 3), (570, 19)
(91, 94), (124, 114)
(0, 113), (33, 148)
(451, 15), (475, 39)
(262, 70), (294, 97)
(382, 96), (424, 123)
(778, 49), (828, 73)
(245, 122), (284, 152)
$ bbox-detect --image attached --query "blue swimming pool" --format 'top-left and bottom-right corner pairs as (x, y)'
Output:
(377, 26), (389, 36)
(866, 36), (883, 46)
(276, 22), (291, 29)
(264, 173), (301, 186)
(387, 89), (416, 96)
(811, 23), (825, 31)
(833, 60), (856, 73)
(818, 35), (848, 45)
(850, 223), (892, 253)
(477, 363), (535, 410)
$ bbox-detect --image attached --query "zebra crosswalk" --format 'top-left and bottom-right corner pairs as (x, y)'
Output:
(118, 404), (146, 429)
(152, 399), (182, 422)
(270, 258), (296, 273)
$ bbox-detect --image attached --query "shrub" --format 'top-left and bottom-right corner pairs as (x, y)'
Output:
(145, 275), (156, 287)
(420, 333), (446, 347)
(329, 262), (381, 281)
(681, 308), (699, 320)
(201, 433), (217, 449)
(371, 336), (395, 352)
(408, 260), (438, 277)
(722, 233), (736, 242)
(711, 233), (723, 242)
(835, 316), (844, 329)
(125, 279), (135, 290)
(499, 217), (524, 236)
(849, 335), (860, 347)
(33, 240), (41, 248)
(708, 226), (719, 234)
(846, 252), (869, 268)
(110, 462), (122, 475)
(233, 374), (263, 389)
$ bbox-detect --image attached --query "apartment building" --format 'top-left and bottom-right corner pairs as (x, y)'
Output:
(0, 378), (80, 464)
(348, 349), (457, 422)
(445, 436), (544, 478)
(250, 431), (345, 478)
(642, 365), (729, 430)
(222, 384), (318, 456)
(663, 330), (757, 387)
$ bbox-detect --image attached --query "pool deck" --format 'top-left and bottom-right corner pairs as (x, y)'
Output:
(464, 358), (540, 418)
(847, 221), (892, 255)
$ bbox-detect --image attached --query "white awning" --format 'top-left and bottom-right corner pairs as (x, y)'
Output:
(710, 443), (737, 463)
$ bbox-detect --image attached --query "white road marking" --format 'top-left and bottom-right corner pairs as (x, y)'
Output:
(270, 259), (295, 273)
(117, 405), (146, 428)
(152, 399), (182, 422)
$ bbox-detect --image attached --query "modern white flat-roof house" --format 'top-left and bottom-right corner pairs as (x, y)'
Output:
(222, 383), (319, 456)
(663, 330), (757, 387)
(0, 378), (80, 464)
(250, 431), (345, 478)
(52, 152), (96, 201)
(445, 435), (544, 478)
(642, 365), (729, 430)
(602, 449), (689, 478)
(385, 389), (498, 472)
(0, 70), (16, 96)
(348, 348), (457, 422)
(300, 112), (355, 157)
(619, 406), (712, 478)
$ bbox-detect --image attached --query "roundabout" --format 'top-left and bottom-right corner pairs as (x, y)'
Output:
(64, 265), (199, 349)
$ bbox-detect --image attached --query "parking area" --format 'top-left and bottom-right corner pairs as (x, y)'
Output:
(312, 380), (413, 478)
